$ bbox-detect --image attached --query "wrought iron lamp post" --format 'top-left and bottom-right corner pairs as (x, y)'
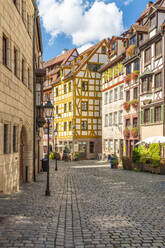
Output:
(43, 100), (54, 196)
(54, 129), (58, 171)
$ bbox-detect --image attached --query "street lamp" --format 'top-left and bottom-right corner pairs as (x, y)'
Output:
(54, 129), (58, 171)
(43, 100), (54, 196)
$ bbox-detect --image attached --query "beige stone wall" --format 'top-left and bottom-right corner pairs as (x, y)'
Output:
(141, 125), (163, 140)
(0, 0), (34, 193)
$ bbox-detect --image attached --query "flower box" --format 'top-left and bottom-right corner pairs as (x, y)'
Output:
(123, 101), (130, 111)
(131, 99), (139, 108)
(124, 74), (131, 84)
(123, 128), (130, 138)
(131, 127), (138, 138)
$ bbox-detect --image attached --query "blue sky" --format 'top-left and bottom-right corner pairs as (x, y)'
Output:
(37, 0), (151, 62)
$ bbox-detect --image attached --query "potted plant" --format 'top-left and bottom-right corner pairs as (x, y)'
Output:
(132, 70), (139, 80)
(123, 101), (131, 111)
(74, 153), (79, 161)
(131, 127), (138, 138)
(131, 99), (139, 108)
(126, 44), (136, 57)
(123, 128), (130, 138)
(111, 154), (119, 169)
(124, 74), (131, 84)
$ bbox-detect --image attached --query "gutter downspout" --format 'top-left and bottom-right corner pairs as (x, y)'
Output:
(163, 31), (165, 136)
(33, 7), (38, 182)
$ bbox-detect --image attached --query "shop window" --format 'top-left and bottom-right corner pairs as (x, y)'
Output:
(90, 142), (94, 153)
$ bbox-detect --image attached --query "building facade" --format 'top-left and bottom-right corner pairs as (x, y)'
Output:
(139, 1), (165, 140)
(99, 37), (126, 160)
(0, 0), (44, 193)
(54, 40), (109, 159)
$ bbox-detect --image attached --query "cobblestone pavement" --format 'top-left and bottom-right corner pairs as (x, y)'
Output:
(0, 160), (165, 248)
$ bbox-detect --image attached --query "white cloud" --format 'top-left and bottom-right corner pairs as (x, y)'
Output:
(38, 0), (124, 46)
(77, 43), (94, 54)
(124, 0), (133, 6)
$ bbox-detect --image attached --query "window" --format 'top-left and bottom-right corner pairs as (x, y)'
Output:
(145, 48), (151, 64)
(114, 88), (118, 101)
(14, 47), (18, 77)
(130, 35), (136, 45)
(64, 84), (67, 94)
(69, 82), (72, 92)
(126, 119), (130, 128)
(112, 42), (116, 51)
(155, 40), (162, 58)
(22, 58), (25, 83)
(22, 0), (26, 24)
(56, 123), (58, 132)
(133, 87), (138, 99)
(104, 92), (108, 104)
(82, 81), (88, 91)
(3, 35), (8, 67)
(105, 114), (108, 127)
(114, 112), (118, 125)
(64, 103), (67, 113)
(69, 121), (72, 131)
(119, 86), (124, 100)
(133, 118), (138, 127)
(69, 102), (72, 112)
(155, 72), (162, 89)
(82, 121), (87, 130)
(119, 111), (123, 124)
(102, 46), (106, 54)
(155, 106), (161, 122)
(82, 102), (88, 111)
(4, 124), (9, 154)
(13, 126), (18, 153)
(109, 113), (112, 126)
(126, 90), (130, 102)
(13, 0), (17, 5)
(45, 93), (48, 101)
(28, 68), (30, 90)
(126, 64), (131, 75)
(64, 122), (67, 131)
(109, 90), (113, 103)
(134, 59), (139, 71)
(56, 105), (58, 114)
(27, 13), (30, 35)
(90, 142), (94, 153)
(45, 80), (48, 87)
(144, 108), (150, 123)
(142, 76), (152, 92)
(56, 87), (58, 96)
(151, 15), (156, 29)
(88, 63), (101, 72)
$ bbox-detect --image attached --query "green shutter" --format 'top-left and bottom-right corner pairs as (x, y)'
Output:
(141, 110), (144, 124)
(150, 107), (154, 123)
(161, 104), (164, 122)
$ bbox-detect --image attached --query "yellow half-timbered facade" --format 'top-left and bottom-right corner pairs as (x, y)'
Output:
(54, 40), (109, 159)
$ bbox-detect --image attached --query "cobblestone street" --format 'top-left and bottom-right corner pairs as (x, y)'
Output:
(0, 160), (165, 248)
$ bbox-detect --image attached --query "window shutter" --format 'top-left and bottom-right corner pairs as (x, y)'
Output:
(150, 107), (154, 123)
(161, 104), (164, 122)
(141, 110), (144, 124)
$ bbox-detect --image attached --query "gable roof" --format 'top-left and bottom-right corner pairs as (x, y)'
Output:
(43, 48), (78, 68)
(64, 39), (109, 80)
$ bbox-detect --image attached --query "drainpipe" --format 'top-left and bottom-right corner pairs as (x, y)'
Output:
(33, 6), (38, 182)
(163, 32), (165, 136)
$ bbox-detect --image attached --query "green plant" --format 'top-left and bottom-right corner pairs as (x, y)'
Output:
(148, 143), (160, 167)
(131, 127), (138, 138)
(132, 147), (140, 163)
(49, 152), (55, 160)
(123, 127), (130, 138)
(74, 153), (79, 158)
(134, 168), (141, 172)
(131, 99), (139, 108)
(123, 101), (131, 111)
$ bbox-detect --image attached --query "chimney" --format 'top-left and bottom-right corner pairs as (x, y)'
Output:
(62, 49), (68, 54)
(146, 1), (153, 9)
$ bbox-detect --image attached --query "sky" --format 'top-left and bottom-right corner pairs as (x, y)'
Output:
(37, 0), (151, 62)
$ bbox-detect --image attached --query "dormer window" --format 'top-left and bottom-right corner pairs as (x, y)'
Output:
(150, 15), (156, 29)
(130, 35), (136, 46)
(112, 42), (116, 51)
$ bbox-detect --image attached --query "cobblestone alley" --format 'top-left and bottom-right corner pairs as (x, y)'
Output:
(0, 160), (165, 248)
